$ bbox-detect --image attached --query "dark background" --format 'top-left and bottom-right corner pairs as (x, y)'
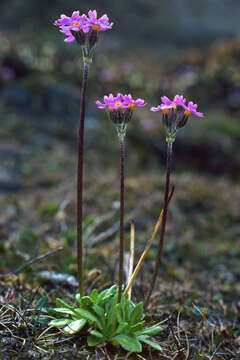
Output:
(1, 0), (240, 181)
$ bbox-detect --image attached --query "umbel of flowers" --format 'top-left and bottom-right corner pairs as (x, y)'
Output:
(96, 93), (146, 301)
(96, 93), (146, 138)
(151, 95), (203, 143)
(54, 10), (113, 63)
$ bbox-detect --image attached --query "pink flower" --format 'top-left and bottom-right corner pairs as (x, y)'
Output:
(96, 93), (128, 110)
(150, 95), (203, 118)
(54, 12), (90, 42)
(96, 93), (146, 126)
(96, 93), (146, 111)
(54, 9), (113, 43)
(151, 95), (186, 113)
(183, 101), (203, 117)
(150, 95), (203, 140)
(161, 94), (186, 107)
(150, 104), (174, 113)
(87, 10), (113, 32)
(121, 94), (147, 109)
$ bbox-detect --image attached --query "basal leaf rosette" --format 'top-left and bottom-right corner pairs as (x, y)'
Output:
(48, 285), (163, 352)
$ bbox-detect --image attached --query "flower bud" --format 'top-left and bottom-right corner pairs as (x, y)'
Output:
(71, 30), (86, 46)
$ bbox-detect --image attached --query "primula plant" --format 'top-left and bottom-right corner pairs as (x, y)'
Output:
(96, 93), (146, 301)
(144, 95), (203, 306)
(54, 10), (113, 297)
(48, 285), (163, 352)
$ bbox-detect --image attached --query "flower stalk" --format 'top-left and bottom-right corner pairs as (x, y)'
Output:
(146, 95), (203, 307)
(96, 93), (146, 302)
(144, 140), (173, 308)
(118, 134), (125, 302)
(54, 9), (113, 296)
(77, 60), (89, 297)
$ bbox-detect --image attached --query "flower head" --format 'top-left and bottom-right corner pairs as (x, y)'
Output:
(96, 93), (128, 111)
(96, 93), (146, 112)
(96, 93), (146, 137)
(150, 95), (203, 142)
(54, 9), (113, 43)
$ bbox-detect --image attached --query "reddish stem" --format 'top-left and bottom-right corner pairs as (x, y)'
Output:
(118, 135), (125, 302)
(144, 141), (173, 308)
(77, 61), (89, 297)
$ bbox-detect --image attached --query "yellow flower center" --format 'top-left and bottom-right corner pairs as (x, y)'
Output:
(129, 103), (135, 109)
(92, 25), (101, 31)
(115, 102), (122, 107)
(73, 22), (81, 27)
(184, 110), (191, 117)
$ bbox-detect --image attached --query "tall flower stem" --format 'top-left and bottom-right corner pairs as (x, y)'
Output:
(118, 135), (125, 302)
(77, 61), (89, 297)
(144, 140), (173, 308)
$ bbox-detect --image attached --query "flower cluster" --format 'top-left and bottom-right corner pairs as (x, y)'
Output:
(96, 93), (146, 111)
(54, 10), (113, 43)
(96, 93), (146, 137)
(150, 95), (203, 142)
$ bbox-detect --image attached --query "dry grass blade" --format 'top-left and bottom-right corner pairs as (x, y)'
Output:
(128, 219), (135, 300)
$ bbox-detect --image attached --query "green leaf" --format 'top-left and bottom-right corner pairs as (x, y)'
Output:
(140, 337), (162, 351)
(92, 303), (104, 318)
(124, 299), (131, 322)
(105, 300), (118, 337)
(49, 319), (71, 327)
(56, 298), (74, 310)
(87, 335), (103, 347)
(105, 292), (118, 313)
(113, 334), (142, 352)
(74, 308), (102, 330)
(116, 303), (123, 323)
(129, 321), (145, 332)
(35, 296), (48, 309)
(53, 307), (74, 315)
(115, 322), (129, 335)
(92, 304), (106, 330)
(90, 330), (104, 339)
(75, 294), (81, 305)
(97, 285), (117, 304)
(63, 319), (86, 334)
(137, 326), (163, 336)
(79, 296), (93, 306)
(90, 289), (99, 303)
(98, 293), (114, 305)
(129, 302), (143, 324)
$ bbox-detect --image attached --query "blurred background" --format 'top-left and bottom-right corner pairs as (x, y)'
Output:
(0, 0), (240, 291)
